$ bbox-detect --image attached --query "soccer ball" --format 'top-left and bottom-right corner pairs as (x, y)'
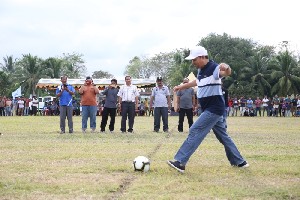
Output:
(133, 156), (150, 172)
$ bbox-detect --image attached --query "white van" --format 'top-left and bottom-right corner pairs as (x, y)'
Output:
(38, 96), (56, 110)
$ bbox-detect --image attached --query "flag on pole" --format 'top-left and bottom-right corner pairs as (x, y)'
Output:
(12, 86), (22, 99)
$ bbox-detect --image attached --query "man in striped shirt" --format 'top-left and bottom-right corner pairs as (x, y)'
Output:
(167, 46), (249, 173)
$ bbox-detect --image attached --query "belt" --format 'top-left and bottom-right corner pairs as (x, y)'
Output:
(122, 101), (134, 103)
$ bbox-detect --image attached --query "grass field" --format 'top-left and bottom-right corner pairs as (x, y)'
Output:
(0, 115), (299, 199)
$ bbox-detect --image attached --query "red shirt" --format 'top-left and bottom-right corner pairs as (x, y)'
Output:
(25, 99), (31, 107)
(255, 99), (262, 107)
(80, 85), (99, 106)
(228, 99), (233, 107)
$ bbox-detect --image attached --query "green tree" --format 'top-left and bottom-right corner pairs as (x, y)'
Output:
(0, 71), (11, 96)
(199, 33), (255, 69)
(223, 70), (244, 97)
(43, 57), (64, 78)
(92, 70), (113, 79)
(148, 52), (176, 86)
(61, 53), (87, 78)
(168, 49), (196, 87)
(124, 56), (141, 78)
(15, 54), (46, 96)
(239, 46), (275, 96)
(124, 56), (155, 79)
(0, 55), (15, 74)
(0, 56), (16, 96)
(269, 48), (300, 96)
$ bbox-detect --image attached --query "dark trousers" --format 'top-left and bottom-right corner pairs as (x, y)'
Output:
(262, 106), (269, 116)
(101, 107), (117, 131)
(0, 107), (4, 116)
(154, 107), (169, 131)
(32, 106), (37, 116)
(256, 107), (261, 116)
(121, 102), (135, 132)
(178, 108), (194, 131)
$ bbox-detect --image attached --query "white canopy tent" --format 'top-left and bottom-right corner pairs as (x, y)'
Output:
(36, 78), (156, 90)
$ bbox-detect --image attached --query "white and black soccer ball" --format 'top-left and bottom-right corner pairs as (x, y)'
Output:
(133, 156), (150, 172)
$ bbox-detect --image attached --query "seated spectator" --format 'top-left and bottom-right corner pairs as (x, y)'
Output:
(50, 101), (58, 115)
(249, 108), (255, 117)
(296, 107), (300, 117)
(72, 100), (80, 116)
(139, 101), (145, 116)
(43, 105), (49, 116)
(244, 107), (249, 116)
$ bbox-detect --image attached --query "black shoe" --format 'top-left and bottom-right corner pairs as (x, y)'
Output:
(127, 129), (133, 133)
(120, 129), (126, 132)
(60, 130), (65, 134)
(153, 130), (159, 132)
(163, 129), (169, 133)
(237, 161), (249, 168)
(167, 160), (185, 173)
(178, 130), (183, 133)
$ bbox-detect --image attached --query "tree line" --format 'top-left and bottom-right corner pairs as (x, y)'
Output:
(0, 52), (114, 97)
(1, 33), (300, 98)
(125, 33), (300, 97)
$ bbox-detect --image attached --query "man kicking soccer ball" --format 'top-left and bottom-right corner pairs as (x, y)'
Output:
(167, 46), (249, 173)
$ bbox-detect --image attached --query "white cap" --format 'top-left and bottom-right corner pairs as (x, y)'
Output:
(185, 46), (208, 60)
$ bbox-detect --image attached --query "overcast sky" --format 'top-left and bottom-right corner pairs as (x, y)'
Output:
(1, 0), (299, 78)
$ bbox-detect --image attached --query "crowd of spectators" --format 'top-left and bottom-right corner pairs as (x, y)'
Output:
(0, 96), (74, 116)
(0, 96), (151, 117)
(227, 95), (300, 117)
(0, 96), (58, 116)
(1, 94), (300, 117)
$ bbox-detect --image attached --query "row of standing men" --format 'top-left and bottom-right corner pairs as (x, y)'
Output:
(56, 75), (196, 134)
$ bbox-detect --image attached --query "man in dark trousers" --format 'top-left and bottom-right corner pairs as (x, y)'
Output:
(100, 78), (119, 133)
(176, 78), (196, 132)
(117, 76), (139, 133)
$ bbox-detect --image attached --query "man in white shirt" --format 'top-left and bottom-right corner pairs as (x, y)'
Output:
(117, 76), (140, 133)
(262, 95), (269, 117)
(31, 96), (39, 116)
(17, 97), (25, 116)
